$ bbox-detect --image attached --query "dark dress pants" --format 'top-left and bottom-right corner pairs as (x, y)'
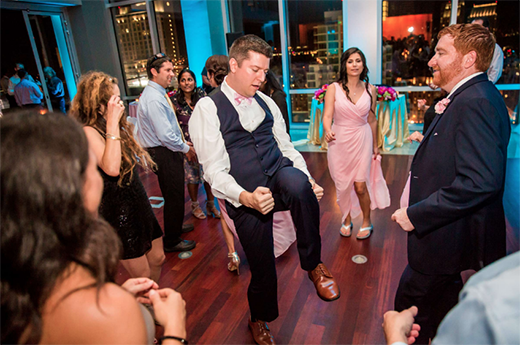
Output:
(226, 166), (322, 322)
(147, 146), (184, 247)
(51, 97), (66, 113)
(395, 265), (463, 344)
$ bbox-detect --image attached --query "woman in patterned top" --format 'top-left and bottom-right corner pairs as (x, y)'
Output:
(170, 68), (220, 220)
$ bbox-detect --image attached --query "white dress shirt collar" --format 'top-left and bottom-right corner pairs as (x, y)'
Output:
(447, 72), (483, 99)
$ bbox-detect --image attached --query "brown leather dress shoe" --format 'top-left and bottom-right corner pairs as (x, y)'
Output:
(308, 263), (340, 301)
(248, 319), (275, 345)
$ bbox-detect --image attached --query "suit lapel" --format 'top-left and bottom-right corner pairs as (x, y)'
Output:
(414, 74), (489, 156)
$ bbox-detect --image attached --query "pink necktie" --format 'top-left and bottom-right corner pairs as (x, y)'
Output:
(234, 93), (253, 106)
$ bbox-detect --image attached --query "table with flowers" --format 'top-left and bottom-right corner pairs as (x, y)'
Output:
(307, 84), (328, 150)
(375, 86), (409, 152)
(307, 85), (409, 152)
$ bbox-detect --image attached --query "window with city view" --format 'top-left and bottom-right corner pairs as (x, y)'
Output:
(110, 1), (188, 96)
(111, 3), (154, 96)
(458, 0), (519, 85)
(228, 0), (282, 82)
(287, 0), (343, 123)
(153, 0), (188, 81)
(382, 0), (449, 88)
(382, 0), (519, 125)
(459, 0), (519, 123)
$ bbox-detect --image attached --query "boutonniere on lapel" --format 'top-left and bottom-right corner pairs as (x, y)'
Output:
(434, 98), (451, 114)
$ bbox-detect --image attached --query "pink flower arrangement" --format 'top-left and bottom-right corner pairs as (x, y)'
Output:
(313, 84), (329, 104)
(434, 98), (451, 114)
(376, 85), (398, 102)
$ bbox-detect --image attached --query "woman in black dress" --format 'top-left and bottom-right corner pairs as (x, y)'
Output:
(260, 70), (290, 134)
(70, 71), (165, 282)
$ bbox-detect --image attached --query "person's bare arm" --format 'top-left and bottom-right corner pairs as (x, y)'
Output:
(368, 84), (379, 156)
(83, 95), (125, 176)
(322, 83), (336, 143)
(41, 282), (148, 344)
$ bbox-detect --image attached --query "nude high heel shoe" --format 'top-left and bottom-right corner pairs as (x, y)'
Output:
(227, 251), (240, 275)
(191, 201), (206, 219)
(206, 200), (221, 218)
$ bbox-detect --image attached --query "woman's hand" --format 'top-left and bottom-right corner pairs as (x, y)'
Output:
(407, 131), (424, 143)
(149, 288), (187, 339)
(121, 278), (158, 304)
(185, 142), (197, 162)
(373, 145), (380, 158)
(106, 95), (125, 126)
(417, 99), (427, 111)
(325, 131), (336, 143)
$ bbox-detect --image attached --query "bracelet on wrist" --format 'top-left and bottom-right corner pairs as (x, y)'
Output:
(105, 133), (121, 141)
(159, 335), (188, 345)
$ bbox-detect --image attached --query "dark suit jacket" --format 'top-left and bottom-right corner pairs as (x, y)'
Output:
(407, 73), (510, 275)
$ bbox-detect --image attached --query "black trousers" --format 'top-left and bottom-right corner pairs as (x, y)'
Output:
(226, 166), (322, 322)
(22, 103), (43, 110)
(147, 147), (184, 247)
(395, 265), (463, 344)
(6, 95), (19, 109)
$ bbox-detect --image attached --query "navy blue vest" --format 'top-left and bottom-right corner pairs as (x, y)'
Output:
(210, 90), (293, 193)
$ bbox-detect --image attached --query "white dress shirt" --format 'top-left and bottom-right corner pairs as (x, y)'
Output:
(487, 43), (503, 84)
(189, 78), (311, 207)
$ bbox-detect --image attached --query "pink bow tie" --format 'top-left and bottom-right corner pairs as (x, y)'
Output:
(234, 93), (253, 106)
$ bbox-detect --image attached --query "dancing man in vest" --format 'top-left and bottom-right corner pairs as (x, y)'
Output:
(190, 35), (340, 345)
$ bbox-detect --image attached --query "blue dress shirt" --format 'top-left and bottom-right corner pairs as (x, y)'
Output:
(14, 78), (43, 106)
(392, 251), (520, 345)
(136, 80), (189, 153)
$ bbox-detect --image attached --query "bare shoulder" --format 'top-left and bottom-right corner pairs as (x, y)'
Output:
(83, 126), (105, 143)
(324, 82), (336, 102)
(42, 279), (147, 344)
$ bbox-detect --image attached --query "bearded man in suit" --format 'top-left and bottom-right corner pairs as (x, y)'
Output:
(391, 23), (510, 344)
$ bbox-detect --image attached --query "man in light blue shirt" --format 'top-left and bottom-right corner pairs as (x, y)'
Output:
(14, 69), (43, 109)
(136, 53), (196, 252)
(383, 251), (520, 345)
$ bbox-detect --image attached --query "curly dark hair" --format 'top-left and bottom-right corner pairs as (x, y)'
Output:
(337, 47), (372, 106)
(175, 68), (203, 108)
(1, 111), (121, 344)
(205, 55), (229, 86)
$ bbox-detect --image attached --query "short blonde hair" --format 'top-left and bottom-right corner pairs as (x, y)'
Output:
(438, 23), (495, 72)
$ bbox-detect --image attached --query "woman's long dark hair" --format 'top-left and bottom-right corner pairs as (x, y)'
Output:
(262, 70), (286, 97)
(175, 68), (203, 108)
(337, 47), (372, 106)
(1, 111), (121, 344)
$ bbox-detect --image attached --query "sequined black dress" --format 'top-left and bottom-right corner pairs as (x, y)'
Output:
(98, 168), (163, 260)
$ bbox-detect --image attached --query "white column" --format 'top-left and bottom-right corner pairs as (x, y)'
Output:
(345, 0), (382, 84)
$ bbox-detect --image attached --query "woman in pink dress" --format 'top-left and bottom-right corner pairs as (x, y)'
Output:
(323, 47), (390, 239)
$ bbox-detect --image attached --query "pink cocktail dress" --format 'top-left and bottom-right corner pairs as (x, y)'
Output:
(327, 82), (390, 223)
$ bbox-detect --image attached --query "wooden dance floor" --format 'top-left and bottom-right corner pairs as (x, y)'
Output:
(116, 152), (514, 344)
